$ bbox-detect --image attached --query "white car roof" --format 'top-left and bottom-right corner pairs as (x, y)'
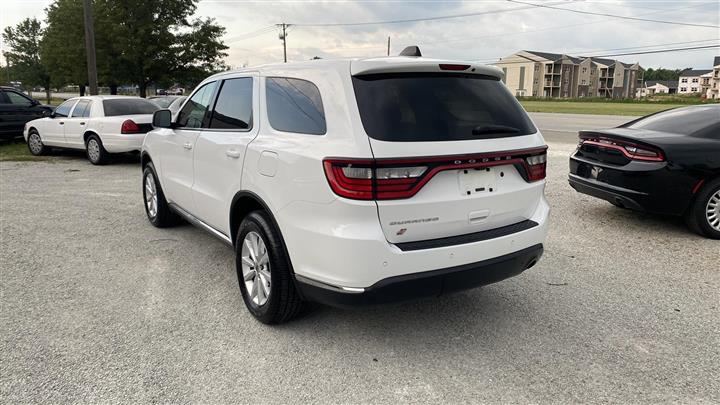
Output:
(208, 56), (503, 81)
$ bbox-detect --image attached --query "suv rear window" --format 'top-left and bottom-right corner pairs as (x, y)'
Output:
(266, 77), (326, 135)
(352, 73), (537, 142)
(103, 99), (158, 116)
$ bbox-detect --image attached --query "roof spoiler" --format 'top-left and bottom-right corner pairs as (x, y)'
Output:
(399, 46), (422, 57)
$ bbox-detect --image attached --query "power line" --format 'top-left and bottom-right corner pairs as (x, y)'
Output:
(589, 44), (720, 58)
(291, 0), (571, 27)
(225, 25), (277, 43)
(506, 0), (720, 29)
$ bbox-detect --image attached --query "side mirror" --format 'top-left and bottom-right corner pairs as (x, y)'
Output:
(49, 111), (56, 118)
(152, 109), (172, 128)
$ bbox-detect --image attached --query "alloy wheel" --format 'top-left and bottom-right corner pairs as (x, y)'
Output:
(706, 189), (720, 231)
(87, 139), (100, 162)
(241, 231), (271, 306)
(28, 133), (42, 154)
(144, 173), (158, 218)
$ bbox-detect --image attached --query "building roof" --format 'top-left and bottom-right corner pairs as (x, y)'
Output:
(679, 69), (713, 77)
(523, 50), (564, 62)
(713, 56), (720, 67)
(645, 80), (677, 89)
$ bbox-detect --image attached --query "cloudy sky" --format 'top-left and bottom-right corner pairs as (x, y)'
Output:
(2, 0), (719, 69)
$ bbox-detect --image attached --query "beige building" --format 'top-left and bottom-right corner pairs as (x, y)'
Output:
(705, 56), (720, 100)
(678, 69), (712, 94)
(493, 50), (643, 99)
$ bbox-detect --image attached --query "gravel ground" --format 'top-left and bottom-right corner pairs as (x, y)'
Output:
(1, 136), (718, 403)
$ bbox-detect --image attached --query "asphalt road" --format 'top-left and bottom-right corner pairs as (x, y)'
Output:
(530, 112), (637, 144)
(1, 114), (718, 403)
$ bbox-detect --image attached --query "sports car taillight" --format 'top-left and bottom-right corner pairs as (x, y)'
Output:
(579, 135), (664, 162)
(323, 147), (547, 201)
(121, 119), (141, 134)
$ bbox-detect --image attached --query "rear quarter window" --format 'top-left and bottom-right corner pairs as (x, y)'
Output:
(623, 105), (720, 136)
(103, 99), (158, 116)
(266, 77), (326, 135)
(352, 73), (537, 142)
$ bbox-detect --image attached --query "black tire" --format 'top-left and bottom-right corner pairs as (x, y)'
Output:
(686, 178), (720, 239)
(85, 134), (109, 165)
(142, 162), (181, 228)
(236, 210), (304, 324)
(27, 129), (48, 156)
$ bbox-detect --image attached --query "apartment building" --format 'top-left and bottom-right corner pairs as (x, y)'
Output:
(678, 69), (712, 94)
(706, 56), (720, 100)
(636, 80), (677, 98)
(493, 50), (642, 98)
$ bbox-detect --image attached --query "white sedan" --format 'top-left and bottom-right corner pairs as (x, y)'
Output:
(23, 95), (158, 164)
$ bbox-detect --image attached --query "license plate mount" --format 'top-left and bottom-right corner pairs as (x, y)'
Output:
(458, 168), (497, 196)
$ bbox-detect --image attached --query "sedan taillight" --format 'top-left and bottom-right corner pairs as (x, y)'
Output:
(323, 147), (547, 201)
(579, 136), (664, 162)
(121, 119), (141, 134)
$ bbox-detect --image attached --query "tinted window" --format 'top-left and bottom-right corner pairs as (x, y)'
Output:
(352, 73), (537, 142)
(71, 100), (91, 117)
(6, 91), (32, 105)
(210, 78), (253, 130)
(177, 82), (217, 128)
(623, 105), (720, 136)
(103, 99), (157, 116)
(54, 100), (76, 117)
(266, 77), (325, 135)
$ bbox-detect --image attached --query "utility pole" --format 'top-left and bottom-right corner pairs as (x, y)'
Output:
(387, 36), (390, 56)
(278, 23), (288, 63)
(83, 0), (98, 95)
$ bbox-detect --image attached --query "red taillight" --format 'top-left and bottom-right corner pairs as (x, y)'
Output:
(579, 136), (664, 162)
(121, 119), (141, 134)
(323, 147), (547, 200)
(439, 64), (471, 71)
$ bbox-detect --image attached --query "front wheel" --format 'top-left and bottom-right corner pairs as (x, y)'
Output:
(86, 134), (109, 165)
(686, 178), (720, 239)
(27, 130), (48, 156)
(236, 211), (304, 324)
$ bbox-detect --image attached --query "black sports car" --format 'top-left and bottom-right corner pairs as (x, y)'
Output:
(569, 104), (720, 239)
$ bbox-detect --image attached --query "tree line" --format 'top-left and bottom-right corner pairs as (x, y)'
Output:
(642, 67), (690, 82)
(2, 0), (228, 101)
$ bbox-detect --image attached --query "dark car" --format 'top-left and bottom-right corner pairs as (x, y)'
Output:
(0, 87), (53, 139)
(569, 104), (720, 239)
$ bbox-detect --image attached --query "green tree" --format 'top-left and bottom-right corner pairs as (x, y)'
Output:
(40, 0), (87, 94)
(102, 0), (228, 97)
(2, 18), (52, 102)
(643, 68), (687, 82)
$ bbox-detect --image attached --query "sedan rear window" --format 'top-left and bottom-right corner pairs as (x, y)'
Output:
(352, 73), (536, 142)
(622, 105), (720, 136)
(103, 99), (158, 116)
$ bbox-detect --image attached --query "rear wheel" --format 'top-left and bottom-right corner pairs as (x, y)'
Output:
(236, 210), (303, 324)
(86, 134), (109, 165)
(27, 130), (48, 156)
(686, 178), (720, 239)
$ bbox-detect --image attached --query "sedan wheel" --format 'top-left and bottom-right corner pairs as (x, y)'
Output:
(27, 131), (46, 155)
(706, 189), (720, 231)
(241, 231), (272, 307)
(87, 138), (101, 162)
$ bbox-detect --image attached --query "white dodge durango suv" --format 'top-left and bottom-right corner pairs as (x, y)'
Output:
(141, 51), (550, 324)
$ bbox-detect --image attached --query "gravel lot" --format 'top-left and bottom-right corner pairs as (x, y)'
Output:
(1, 119), (718, 403)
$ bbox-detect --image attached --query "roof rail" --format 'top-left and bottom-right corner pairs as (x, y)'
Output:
(399, 46), (422, 57)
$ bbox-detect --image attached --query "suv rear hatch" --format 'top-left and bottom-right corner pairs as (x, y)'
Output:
(326, 60), (547, 244)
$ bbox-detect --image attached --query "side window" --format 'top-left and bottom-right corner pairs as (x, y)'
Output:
(209, 78), (253, 130)
(54, 100), (76, 118)
(266, 77), (326, 135)
(177, 82), (217, 128)
(71, 100), (91, 117)
(0, 91), (8, 103)
(6, 91), (33, 105)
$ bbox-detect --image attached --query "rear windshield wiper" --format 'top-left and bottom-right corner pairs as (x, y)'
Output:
(471, 124), (520, 136)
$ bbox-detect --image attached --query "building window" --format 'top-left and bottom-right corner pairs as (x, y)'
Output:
(692, 78), (698, 83)
(680, 87), (687, 92)
(519, 66), (525, 90)
(691, 87), (698, 92)
(582, 67), (587, 73)
(681, 78), (688, 83)
(581, 79), (586, 85)
(502, 67), (507, 84)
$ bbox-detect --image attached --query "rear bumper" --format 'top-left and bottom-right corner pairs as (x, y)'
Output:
(296, 244), (543, 308)
(101, 133), (146, 153)
(569, 153), (695, 215)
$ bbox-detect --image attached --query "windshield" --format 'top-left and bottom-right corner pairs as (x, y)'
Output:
(622, 105), (720, 136)
(103, 99), (158, 116)
(352, 73), (536, 142)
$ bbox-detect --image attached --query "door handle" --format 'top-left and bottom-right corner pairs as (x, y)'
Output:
(183, 142), (193, 150)
(225, 149), (241, 159)
(80, 122), (86, 125)
(59, 121), (64, 125)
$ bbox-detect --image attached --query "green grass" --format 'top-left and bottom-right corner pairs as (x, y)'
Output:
(519, 101), (690, 116)
(0, 140), (54, 162)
